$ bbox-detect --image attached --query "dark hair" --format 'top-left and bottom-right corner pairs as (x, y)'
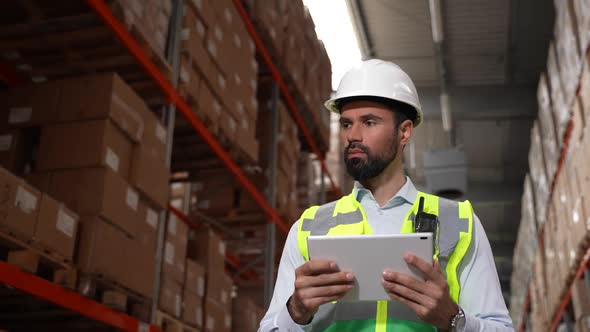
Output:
(336, 96), (416, 128)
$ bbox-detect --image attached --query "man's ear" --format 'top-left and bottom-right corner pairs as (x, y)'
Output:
(399, 120), (413, 146)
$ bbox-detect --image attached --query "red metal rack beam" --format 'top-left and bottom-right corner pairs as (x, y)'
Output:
(232, 0), (342, 198)
(167, 203), (259, 281)
(549, 247), (590, 332)
(86, 0), (289, 235)
(0, 261), (162, 332)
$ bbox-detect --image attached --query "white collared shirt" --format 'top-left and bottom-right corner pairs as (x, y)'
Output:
(258, 177), (514, 332)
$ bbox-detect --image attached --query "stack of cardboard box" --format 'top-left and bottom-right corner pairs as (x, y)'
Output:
(231, 295), (263, 332)
(110, 0), (174, 60)
(572, 276), (590, 332)
(159, 212), (189, 317)
(0, 72), (170, 300)
(245, 0), (332, 150)
(509, 175), (538, 327)
(188, 229), (233, 332)
(256, 90), (301, 222)
(178, 0), (259, 162)
(182, 259), (206, 328)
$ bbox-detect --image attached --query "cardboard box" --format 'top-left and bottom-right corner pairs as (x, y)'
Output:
(138, 200), (160, 247)
(77, 216), (154, 298)
(163, 214), (189, 283)
(537, 73), (559, 180)
(130, 145), (170, 208)
(142, 111), (168, 163)
(185, 259), (206, 298)
(183, 292), (204, 328)
(159, 275), (183, 318)
(37, 120), (133, 179)
(0, 82), (60, 129)
(34, 193), (78, 261)
(126, 228), (156, 298)
(48, 168), (140, 237)
(77, 216), (129, 282)
(0, 167), (41, 238)
(188, 229), (226, 280)
(206, 273), (233, 310)
(232, 297), (260, 332)
(22, 172), (51, 193)
(572, 277), (590, 320)
(0, 128), (38, 175)
(577, 316), (590, 332)
(204, 297), (232, 332)
(57, 73), (152, 143)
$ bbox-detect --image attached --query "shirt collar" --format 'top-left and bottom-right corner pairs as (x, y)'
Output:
(352, 176), (418, 206)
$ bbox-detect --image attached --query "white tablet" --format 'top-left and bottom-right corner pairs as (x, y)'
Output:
(307, 233), (434, 302)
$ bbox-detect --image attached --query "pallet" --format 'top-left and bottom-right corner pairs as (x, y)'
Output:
(156, 310), (201, 332)
(0, 227), (76, 290)
(0, 1), (172, 109)
(78, 273), (152, 323)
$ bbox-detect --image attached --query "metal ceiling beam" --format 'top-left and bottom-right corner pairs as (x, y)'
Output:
(346, 0), (374, 59)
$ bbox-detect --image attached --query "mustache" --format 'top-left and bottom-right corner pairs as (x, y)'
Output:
(345, 142), (369, 154)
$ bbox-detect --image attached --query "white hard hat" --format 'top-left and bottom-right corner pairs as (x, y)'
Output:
(324, 59), (423, 127)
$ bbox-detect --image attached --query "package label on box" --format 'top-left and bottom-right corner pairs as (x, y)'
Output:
(9, 107), (32, 124)
(213, 101), (222, 116)
(16, 186), (38, 214)
(219, 242), (226, 256)
(181, 28), (190, 41)
(198, 277), (205, 297)
(126, 188), (139, 211)
(207, 40), (217, 57)
(168, 215), (177, 235)
(138, 322), (149, 332)
(0, 134), (13, 151)
(146, 208), (158, 229)
(207, 315), (215, 330)
(57, 209), (76, 238)
(165, 242), (174, 265)
(221, 289), (228, 304)
(225, 314), (231, 328)
(175, 294), (181, 317)
(218, 75), (226, 90)
(155, 123), (166, 144)
(224, 8), (233, 24)
(196, 21), (205, 37)
(105, 148), (120, 173)
(180, 67), (190, 84)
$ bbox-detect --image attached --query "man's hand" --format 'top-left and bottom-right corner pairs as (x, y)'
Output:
(288, 260), (355, 325)
(381, 253), (458, 330)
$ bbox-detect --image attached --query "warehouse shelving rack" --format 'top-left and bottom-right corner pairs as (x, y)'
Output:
(0, 0), (340, 330)
(517, 48), (590, 332)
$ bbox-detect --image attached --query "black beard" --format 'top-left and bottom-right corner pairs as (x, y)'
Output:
(344, 141), (397, 182)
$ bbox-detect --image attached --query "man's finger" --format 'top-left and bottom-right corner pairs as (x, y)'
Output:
(302, 284), (354, 300)
(386, 290), (425, 318)
(297, 272), (354, 288)
(404, 253), (444, 283)
(382, 270), (425, 292)
(382, 278), (431, 306)
(297, 260), (338, 277)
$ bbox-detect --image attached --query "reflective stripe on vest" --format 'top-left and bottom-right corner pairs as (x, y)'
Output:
(296, 191), (473, 332)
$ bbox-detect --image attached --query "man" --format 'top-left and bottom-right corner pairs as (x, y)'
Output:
(259, 59), (513, 331)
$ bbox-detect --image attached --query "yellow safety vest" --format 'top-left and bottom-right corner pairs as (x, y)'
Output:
(296, 191), (474, 332)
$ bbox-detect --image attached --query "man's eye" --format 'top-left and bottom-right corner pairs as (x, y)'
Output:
(366, 120), (376, 126)
(341, 122), (351, 129)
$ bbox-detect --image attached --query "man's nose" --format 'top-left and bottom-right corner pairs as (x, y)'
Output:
(347, 123), (362, 143)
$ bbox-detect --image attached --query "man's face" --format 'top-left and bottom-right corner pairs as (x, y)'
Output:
(339, 100), (401, 181)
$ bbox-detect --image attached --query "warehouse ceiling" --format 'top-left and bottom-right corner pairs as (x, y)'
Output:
(345, 0), (555, 299)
